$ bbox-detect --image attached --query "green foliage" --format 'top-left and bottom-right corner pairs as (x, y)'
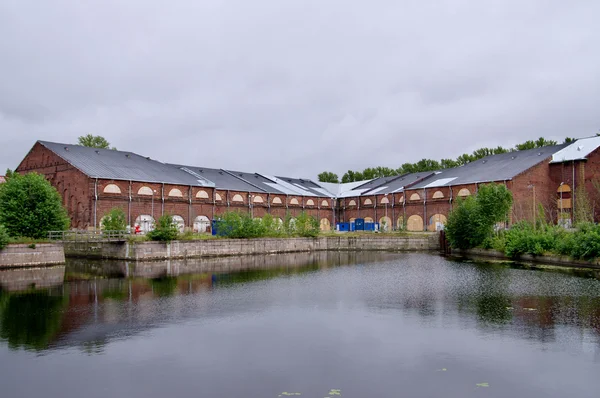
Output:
(77, 134), (114, 149)
(101, 208), (127, 232)
(574, 186), (593, 224)
(445, 183), (513, 250)
(147, 214), (179, 241)
(0, 172), (70, 239)
(492, 221), (600, 260)
(0, 225), (9, 250)
(215, 211), (320, 238)
(294, 212), (320, 237)
(317, 171), (339, 183)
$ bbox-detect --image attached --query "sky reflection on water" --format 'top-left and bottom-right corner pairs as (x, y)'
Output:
(0, 252), (599, 398)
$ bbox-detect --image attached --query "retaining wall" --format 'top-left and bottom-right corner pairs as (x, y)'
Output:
(0, 244), (66, 268)
(462, 248), (600, 270)
(64, 235), (440, 261)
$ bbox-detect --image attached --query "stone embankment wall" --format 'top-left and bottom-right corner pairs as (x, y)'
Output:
(64, 235), (440, 261)
(462, 248), (600, 270)
(0, 244), (66, 268)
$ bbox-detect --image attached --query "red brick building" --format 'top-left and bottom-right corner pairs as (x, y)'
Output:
(14, 137), (600, 233)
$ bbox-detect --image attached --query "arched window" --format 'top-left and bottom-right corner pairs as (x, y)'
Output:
(320, 218), (331, 231)
(196, 190), (209, 199)
(557, 184), (571, 193)
(432, 191), (444, 199)
(409, 193), (421, 201)
(172, 215), (185, 233)
(428, 214), (447, 232)
(169, 188), (183, 197)
(364, 198), (373, 206)
(321, 200), (329, 207)
(138, 186), (153, 196)
(380, 197), (390, 204)
(215, 193), (222, 201)
(379, 216), (392, 231)
(290, 198), (299, 205)
(348, 200), (357, 206)
(103, 184), (121, 194)
(272, 197), (283, 204)
(306, 199), (315, 206)
(399, 195), (404, 203)
(364, 217), (374, 223)
(232, 194), (244, 202)
(457, 188), (471, 197)
(193, 215), (210, 233)
(134, 215), (155, 233)
(253, 196), (264, 203)
(407, 215), (424, 231)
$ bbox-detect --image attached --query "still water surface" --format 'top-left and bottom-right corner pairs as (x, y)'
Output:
(1, 252), (600, 398)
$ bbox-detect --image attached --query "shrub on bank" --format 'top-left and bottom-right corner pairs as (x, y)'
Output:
(148, 214), (179, 241)
(487, 221), (600, 261)
(446, 183), (513, 250)
(101, 208), (127, 232)
(0, 225), (9, 250)
(215, 211), (320, 239)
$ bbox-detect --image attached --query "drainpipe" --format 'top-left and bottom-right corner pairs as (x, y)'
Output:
(161, 183), (165, 216)
(332, 198), (335, 227)
(374, 194), (377, 224)
(403, 192), (406, 229)
(212, 190), (216, 222)
(572, 160), (576, 219)
(423, 188), (427, 232)
(392, 193), (395, 230)
(267, 193), (271, 214)
(128, 180), (132, 227)
(227, 190), (230, 209)
(94, 178), (98, 230)
(189, 186), (193, 227)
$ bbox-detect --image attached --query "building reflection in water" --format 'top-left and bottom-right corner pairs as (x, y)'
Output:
(0, 252), (598, 355)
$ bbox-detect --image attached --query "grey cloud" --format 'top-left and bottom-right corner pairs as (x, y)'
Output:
(1, 0), (599, 179)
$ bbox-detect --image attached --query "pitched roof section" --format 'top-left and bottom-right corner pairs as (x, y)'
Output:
(361, 172), (437, 194)
(39, 141), (215, 187)
(409, 144), (568, 189)
(551, 136), (600, 163)
(168, 165), (260, 192)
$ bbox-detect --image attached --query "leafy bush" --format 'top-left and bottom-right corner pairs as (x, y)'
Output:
(101, 208), (127, 232)
(445, 183), (513, 250)
(0, 172), (69, 238)
(0, 225), (9, 250)
(294, 212), (321, 237)
(570, 224), (600, 260)
(215, 211), (320, 239)
(147, 214), (179, 241)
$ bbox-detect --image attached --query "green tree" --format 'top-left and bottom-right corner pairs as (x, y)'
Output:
(294, 212), (320, 237)
(147, 214), (179, 241)
(440, 158), (459, 169)
(0, 225), (9, 250)
(341, 170), (365, 183)
(0, 172), (69, 239)
(77, 134), (114, 149)
(445, 183), (513, 250)
(101, 208), (127, 231)
(563, 137), (576, 144)
(317, 171), (339, 183)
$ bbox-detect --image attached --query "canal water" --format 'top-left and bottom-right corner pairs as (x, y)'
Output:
(1, 252), (599, 398)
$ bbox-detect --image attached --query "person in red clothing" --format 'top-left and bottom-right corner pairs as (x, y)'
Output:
(134, 224), (141, 234)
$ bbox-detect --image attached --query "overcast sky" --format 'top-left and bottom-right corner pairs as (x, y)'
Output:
(1, 0), (599, 179)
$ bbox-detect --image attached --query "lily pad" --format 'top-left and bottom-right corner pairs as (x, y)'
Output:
(476, 382), (490, 388)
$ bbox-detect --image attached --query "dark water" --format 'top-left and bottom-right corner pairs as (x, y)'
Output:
(1, 252), (600, 398)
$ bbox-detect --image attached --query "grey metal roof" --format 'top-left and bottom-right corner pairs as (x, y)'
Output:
(409, 144), (569, 189)
(361, 172), (436, 195)
(168, 165), (262, 192)
(39, 141), (215, 186)
(551, 136), (600, 163)
(224, 170), (287, 194)
(274, 176), (332, 197)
